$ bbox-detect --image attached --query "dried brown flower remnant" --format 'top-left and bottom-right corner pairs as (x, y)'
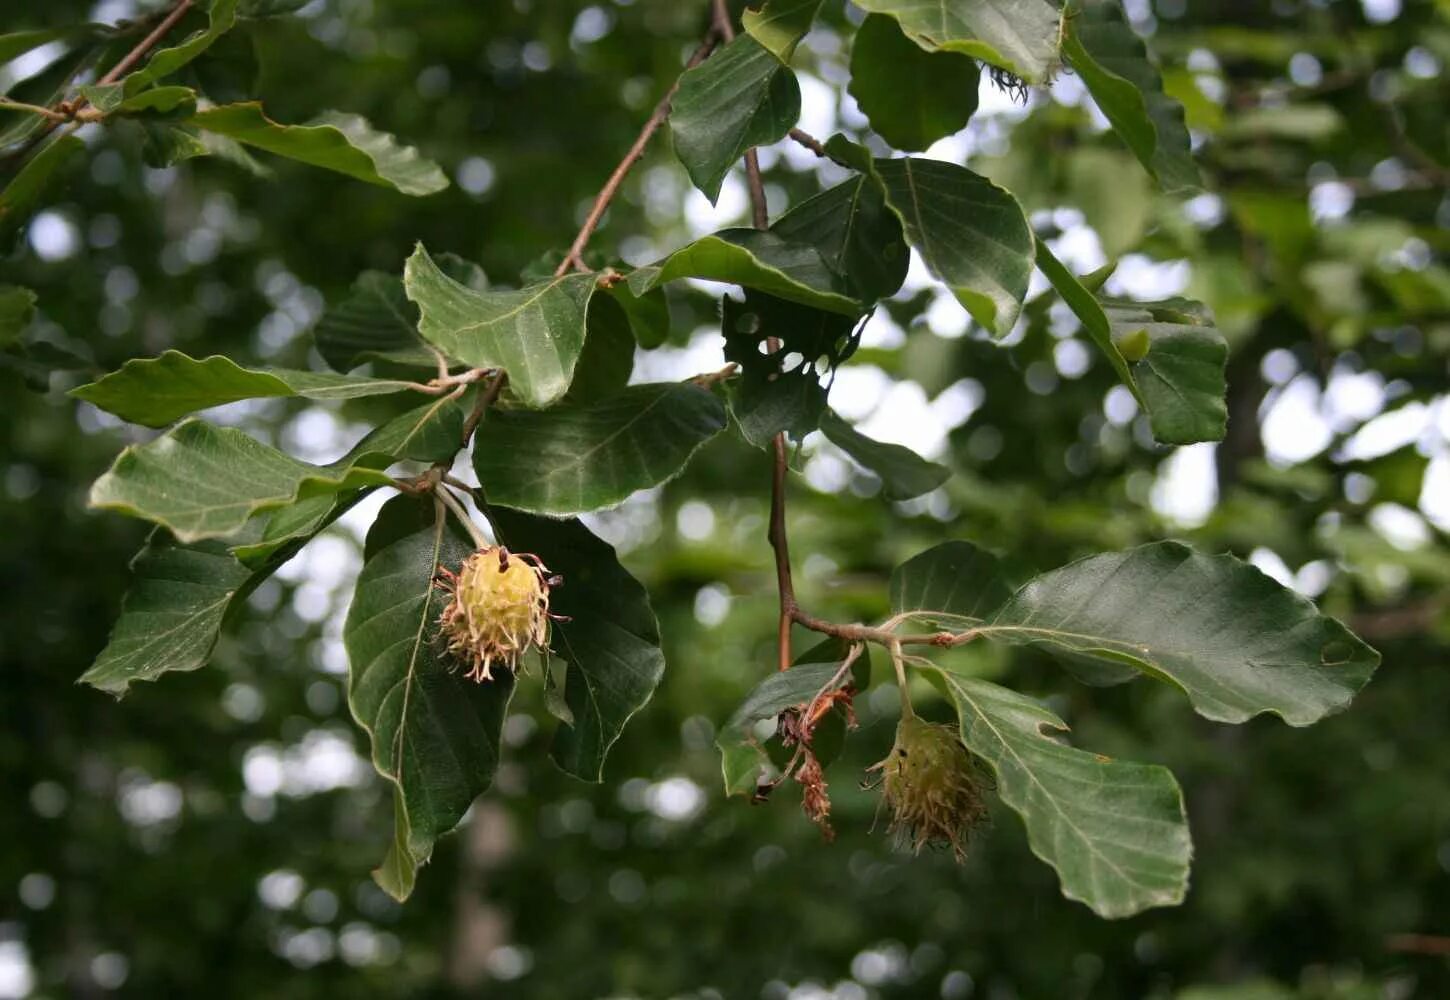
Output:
(436, 546), (555, 682)
(875, 717), (990, 861)
(796, 752), (834, 841)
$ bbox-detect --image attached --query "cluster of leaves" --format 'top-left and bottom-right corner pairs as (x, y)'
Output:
(3, 0), (1387, 921)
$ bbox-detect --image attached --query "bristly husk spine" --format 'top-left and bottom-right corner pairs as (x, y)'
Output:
(435, 545), (560, 682)
(875, 716), (991, 860)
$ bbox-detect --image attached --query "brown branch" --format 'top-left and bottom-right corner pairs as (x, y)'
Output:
(1386, 933), (1450, 956)
(1351, 597), (1448, 641)
(707, 2), (786, 667)
(6, 0), (194, 167)
(711, 0), (770, 230)
(460, 371), (507, 446)
(554, 29), (721, 276)
(97, 0), (195, 86)
(0, 99), (68, 121)
(788, 127), (827, 158)
(789, 607), (979, 650)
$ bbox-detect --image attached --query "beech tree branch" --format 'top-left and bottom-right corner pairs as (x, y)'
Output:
(5, 0), (195, 168)
(554, 25), (722, 276)
(709, 0), (792, 670)
(97, 0), (195, 87)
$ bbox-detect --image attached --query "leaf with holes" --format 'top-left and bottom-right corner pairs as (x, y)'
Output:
(849, 14), (981, 152)
(628, 229), (858, 315)
(71, 350), (416, 427)
(928, 666), (1191, 918)
(344, 496), (515, 900)
(188, 104), (448, 195)
(669, 34), (800, 202)
(854, 0), (1064, 83)
(405, 243), (597, 408)
(875, 157), (1034, 336)
(487, 509), (665, 781)
(722, 293), (859, 447)
(1062, 0), (1201, 193)
(472, 383), (727, 516)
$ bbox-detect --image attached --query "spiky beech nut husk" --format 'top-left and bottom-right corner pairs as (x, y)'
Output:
(436, 546), (553, 682)
(878, 717), (989, 861)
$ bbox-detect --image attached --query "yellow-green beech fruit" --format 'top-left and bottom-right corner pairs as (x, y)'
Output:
(1116, 326), (1151, 363)
(437, 546), (554, 682)
(879, 717), (990, 860)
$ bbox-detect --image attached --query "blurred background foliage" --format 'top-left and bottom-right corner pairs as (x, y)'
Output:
(2, 0), (1448, 997)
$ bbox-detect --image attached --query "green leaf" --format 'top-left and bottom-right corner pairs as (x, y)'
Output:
(716, 661), (849, 795)
(722, 292), (858, 447)
(819, 409), (950, 501)
(854, 0), (1064, 83)
(928, 667), (1191, 918)
(742, 0), (824, 62)
(981, 542), (1380, 726)
(0, 338), (93, 393)
(1061, 0), (1200, 193)
(0, 27), (89, 64)
(76, 83), (125, 113)
(187, 103), (449, 195)
(116, 86), (198, 118)
(229, 490), (370, 567)
(352, 392), (470, 464)
(345, 496), (514, 900)
(79, 538), (251, 696)
(228, 392), (468, 565)
(669, 34), (800, 202)
(238, 0), (312, 16)
(628, 229), (859, 315)
(770, 155), (908, 302)
(71, 350), (416, 427)
(314, 258), (487, 373)
(889, 540), (1014, 622)
(0, 286), (37, 346)
(472, 383), (727, 516)
(1107, 297), (1227, 444)
(605, 282), (671, 350)
(1037, 243), (1139, 393)
(1038, 245), (1227, 444)
(405, 243), (597, 408)
(136, 121), (210, 168)
(565, 294), (635, 404)
(88, 419), (392, 543)
(875, 157), (1035, 336)
(849, 14), (981, 152)
(121, 0), (240, 95)
(0, 135), (85, 234)
(487, 510), (666, 781)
